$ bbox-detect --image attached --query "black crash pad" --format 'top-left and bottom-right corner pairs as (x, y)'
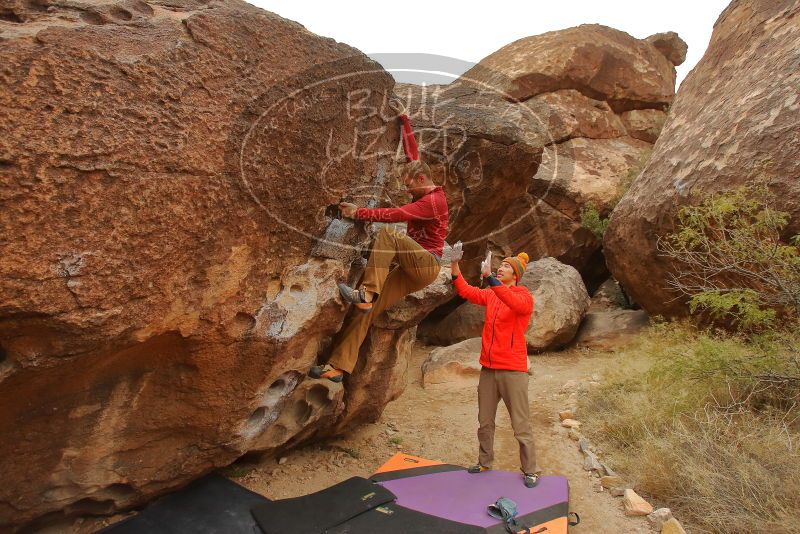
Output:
(326, 502), (484, 534)
(100, 474), (267, 534)
(250, 476), (395, 533)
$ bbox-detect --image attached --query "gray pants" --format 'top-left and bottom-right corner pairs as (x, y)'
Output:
(477, 367), (538, 474)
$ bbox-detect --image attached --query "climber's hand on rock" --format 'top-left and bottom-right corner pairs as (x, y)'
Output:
(339, 202), (358, 219)
(388, 98), (407, 117)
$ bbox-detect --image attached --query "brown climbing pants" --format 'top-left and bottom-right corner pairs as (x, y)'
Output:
(477, 367), (538, 474)
(328, 227), (440, 374)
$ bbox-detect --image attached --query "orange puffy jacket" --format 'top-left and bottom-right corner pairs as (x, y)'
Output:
(453, 274), (534, 372)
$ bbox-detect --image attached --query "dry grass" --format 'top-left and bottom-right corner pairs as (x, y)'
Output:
(579, 322), (800, 534)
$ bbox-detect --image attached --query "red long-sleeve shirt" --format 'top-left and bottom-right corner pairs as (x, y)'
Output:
(355, 186), (449, 256)
(453, 273), (534, 372)
(399, 115), (419, 161)
(354, 113), (448, 256)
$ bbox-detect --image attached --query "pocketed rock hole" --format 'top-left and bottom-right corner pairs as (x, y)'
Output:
(64, 498), (116, 516)
(228, 312), (256, 337)
(306, 383), (331, 409)
(109, 6), (132, 20)
(129, 0), (154, 15)
(79, 10), (106, 24)
(243, 372), (301, 440)
(0, 11), (24, 22)
(246, 407), (266, 435)
(103, 483), (136, 499)
(0, 345), (6, 365)
(292, 399), (313, 425)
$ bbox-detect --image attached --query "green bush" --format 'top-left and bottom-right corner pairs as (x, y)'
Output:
(658, 184), (800, 332)
(580, 203), (609, 239)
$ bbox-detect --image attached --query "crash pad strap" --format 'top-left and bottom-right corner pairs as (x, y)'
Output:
(250, 476), (395, 534)
(370, 463), (464, 482)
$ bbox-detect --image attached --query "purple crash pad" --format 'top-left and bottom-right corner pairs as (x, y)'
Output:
(378, 470), (568, 528)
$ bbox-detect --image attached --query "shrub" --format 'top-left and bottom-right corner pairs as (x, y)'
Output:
(579, 323), (800, 534)
(580, 148), (652, 239)
(658, 184), (800, 332)
(580, 203), (609, 239)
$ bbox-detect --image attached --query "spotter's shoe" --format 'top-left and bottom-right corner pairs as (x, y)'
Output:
(523, 472), (540, 488)
(467, 464), (490, 474)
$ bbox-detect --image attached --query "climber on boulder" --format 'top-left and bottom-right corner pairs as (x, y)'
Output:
(309, 98), (449, 383)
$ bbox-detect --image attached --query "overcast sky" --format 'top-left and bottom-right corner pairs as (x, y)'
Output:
(248, 0), (730, 88)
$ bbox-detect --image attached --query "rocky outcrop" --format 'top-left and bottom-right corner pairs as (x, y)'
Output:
(604, 0), (800, 317)
(572, 310), (649, 351)
(521, 257), (590, 352)
(418, 299), (484, 346)
(645, 31), (688, 66)
(397, 25), (680, 291)
(461, 24), (678, 112)
(0, 1), (405, 528)
(421, 337), (483, 387)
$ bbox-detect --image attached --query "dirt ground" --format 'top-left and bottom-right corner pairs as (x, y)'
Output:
(231, 342), (656, 534)
(62, 342), (656, 534)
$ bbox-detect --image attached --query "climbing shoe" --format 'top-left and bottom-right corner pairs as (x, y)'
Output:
(337, 282), (373, 313)
(523, 472), (540, 488)
(308, 364), (344, 383)
(467, 464), (490, 474)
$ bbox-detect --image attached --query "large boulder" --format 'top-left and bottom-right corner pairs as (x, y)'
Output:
(572, 310), (650, 351)
(422, 337), (483, 387)
(418, 300), (484, 346)
(396, 25), (678, 291)
(521, 257), (591, 352)
(604, 0), (800, 317)
(393, 82), (545, 280)
(461, 24), (680, 112)
(0, 0), (403, 528)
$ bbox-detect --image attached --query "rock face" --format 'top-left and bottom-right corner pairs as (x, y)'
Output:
(393, 82), (545, 281)
(0, 1), (407, 528)
(521, 257), (590, 352)
(333, 265), (454, 430)
(417, 299), (484, 346)
(397, 25), (679, 291)
(645, 32), (688, 66)
(572, 310), (650, 351)
(421, 337), (483, 387)
(604, 0), (800, 317)
(461, 24), (678, 112)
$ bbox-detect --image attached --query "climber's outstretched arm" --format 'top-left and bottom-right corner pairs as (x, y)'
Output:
(389, 98), (419, 162)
